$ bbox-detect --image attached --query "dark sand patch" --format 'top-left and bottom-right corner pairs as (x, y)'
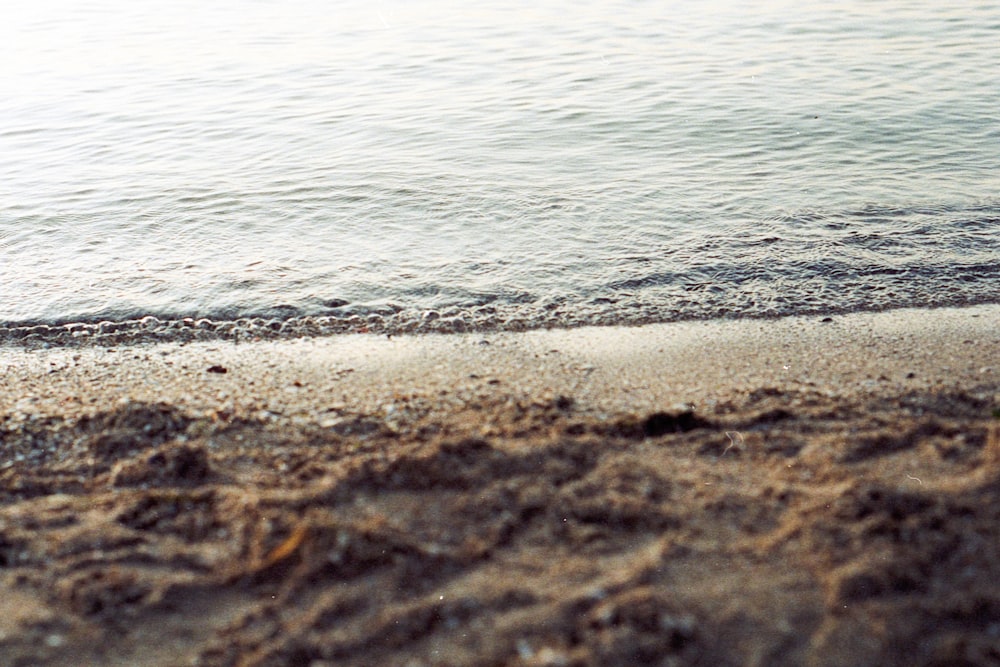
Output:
(2, 381), (999, 666)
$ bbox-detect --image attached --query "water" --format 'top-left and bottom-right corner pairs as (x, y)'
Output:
(2, 0), (999, 342)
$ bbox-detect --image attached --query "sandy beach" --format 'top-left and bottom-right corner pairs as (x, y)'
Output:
(1, 305), (998, 666)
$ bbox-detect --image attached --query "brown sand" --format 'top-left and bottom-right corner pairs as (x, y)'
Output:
(1, 305), (998, 666)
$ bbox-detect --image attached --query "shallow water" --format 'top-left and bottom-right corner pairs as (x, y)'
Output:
(2, 0), (999, 339)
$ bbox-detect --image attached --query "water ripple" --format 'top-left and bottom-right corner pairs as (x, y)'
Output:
(1, 0), (998, 334)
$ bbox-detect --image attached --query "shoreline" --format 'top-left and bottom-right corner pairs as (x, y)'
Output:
(4, 304), (997, 420)
(4, 298), (1000, 349)
(2, 304), (998, 665)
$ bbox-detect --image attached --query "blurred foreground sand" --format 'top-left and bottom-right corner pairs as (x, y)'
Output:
(1, 305), (998, 666)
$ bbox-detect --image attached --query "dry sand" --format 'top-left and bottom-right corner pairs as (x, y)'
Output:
(1, 305), (998, 666)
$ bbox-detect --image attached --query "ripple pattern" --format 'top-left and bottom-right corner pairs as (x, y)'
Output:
(1, 0), (999, 335)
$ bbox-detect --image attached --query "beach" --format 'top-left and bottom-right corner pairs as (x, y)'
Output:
(1, 304), (999, 666)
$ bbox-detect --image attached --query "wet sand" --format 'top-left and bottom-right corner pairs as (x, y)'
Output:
(1, 305), (998, 666)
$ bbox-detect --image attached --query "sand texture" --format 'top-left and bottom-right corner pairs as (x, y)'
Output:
(1, 306), (999, 666)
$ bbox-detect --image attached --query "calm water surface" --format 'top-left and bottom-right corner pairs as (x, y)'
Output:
(2, 0), (998, 338)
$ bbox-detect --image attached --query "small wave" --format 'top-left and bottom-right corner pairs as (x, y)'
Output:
(3, 200), (999, 347)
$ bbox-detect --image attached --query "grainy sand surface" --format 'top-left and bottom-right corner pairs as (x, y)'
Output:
(1, 305), (998, 666)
